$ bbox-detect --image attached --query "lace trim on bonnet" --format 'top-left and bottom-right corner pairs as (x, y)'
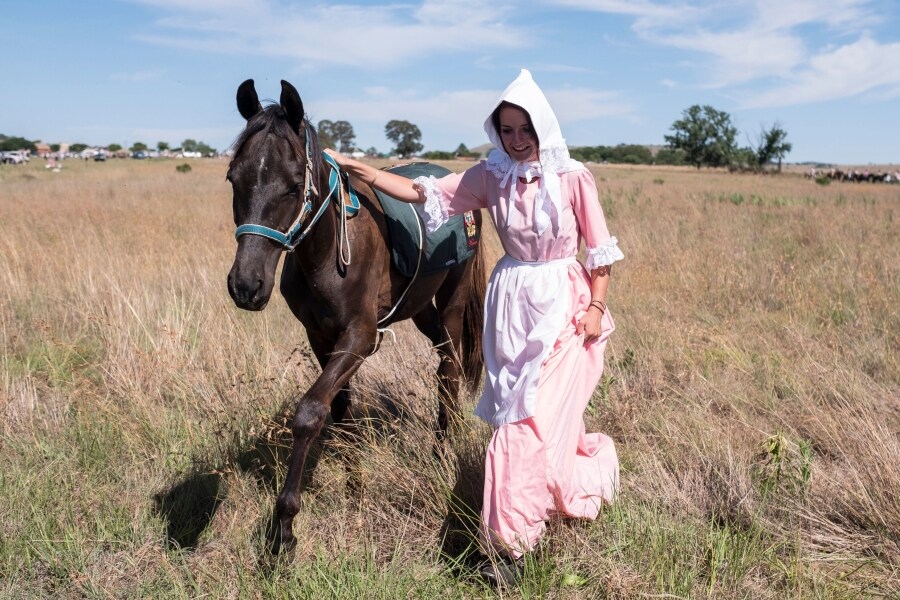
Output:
(413, 143), (584, 235)
(485, 145), (582, 180)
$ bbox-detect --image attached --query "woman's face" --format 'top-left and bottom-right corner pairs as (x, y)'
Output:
(498, 105), (538, 162)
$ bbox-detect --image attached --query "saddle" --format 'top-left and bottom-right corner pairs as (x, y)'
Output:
(372, 163), (480, 278)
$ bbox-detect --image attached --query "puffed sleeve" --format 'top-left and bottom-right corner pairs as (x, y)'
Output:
(413, 162), (488, 232)
(570, 168), (624, 270)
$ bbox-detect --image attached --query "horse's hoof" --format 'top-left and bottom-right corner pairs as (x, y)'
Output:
(266, 525), (297, 557)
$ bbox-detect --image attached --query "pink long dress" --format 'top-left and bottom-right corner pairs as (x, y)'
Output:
(415, 159), (622, 557)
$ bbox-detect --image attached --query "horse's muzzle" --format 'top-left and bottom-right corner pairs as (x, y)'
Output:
(227, 238), (280, 310)
(227, 268), (270, 310)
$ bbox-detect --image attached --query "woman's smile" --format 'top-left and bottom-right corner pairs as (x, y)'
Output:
(499, 105), (539, 162)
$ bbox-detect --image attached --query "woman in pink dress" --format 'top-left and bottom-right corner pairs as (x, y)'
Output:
(327, 69), (623, 584)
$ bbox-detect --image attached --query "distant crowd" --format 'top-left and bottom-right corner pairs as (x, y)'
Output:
(806, 167), (900, 184)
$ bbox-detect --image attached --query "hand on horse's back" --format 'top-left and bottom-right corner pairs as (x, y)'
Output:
(323, 148), (345, 166)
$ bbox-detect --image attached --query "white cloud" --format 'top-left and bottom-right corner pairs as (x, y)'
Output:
(550, 0), (701, 27)
(545, 88), (637, 123)
(546, 0), (897, 107)
(749, 0), (875, 31)
(653, 28), (807, 87)
(127, 0), (267, 12)
(304, 85), (636, 148)
(741, 36), (900, 108)
(129, 0), (525, 69)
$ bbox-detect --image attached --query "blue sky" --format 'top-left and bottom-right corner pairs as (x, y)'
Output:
(2, 0), (898, 165)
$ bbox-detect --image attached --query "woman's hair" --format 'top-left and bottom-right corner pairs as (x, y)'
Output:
(490, 101), (537, 149)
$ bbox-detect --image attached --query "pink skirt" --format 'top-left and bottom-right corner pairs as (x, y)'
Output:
(479, 256), (619, 556)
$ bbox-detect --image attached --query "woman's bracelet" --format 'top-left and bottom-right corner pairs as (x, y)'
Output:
(588, 299), (606, 313)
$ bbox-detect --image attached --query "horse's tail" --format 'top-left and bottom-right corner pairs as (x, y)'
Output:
(461, 237), (486, 389)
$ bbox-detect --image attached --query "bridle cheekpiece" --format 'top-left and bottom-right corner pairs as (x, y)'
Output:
(234, 132), (358, 252)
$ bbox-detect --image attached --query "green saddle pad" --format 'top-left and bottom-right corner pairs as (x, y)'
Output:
(373, 163), (480, 278)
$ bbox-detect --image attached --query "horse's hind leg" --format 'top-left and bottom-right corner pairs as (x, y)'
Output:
(412, 303), (457, 434)
(432, 282), (472, 435)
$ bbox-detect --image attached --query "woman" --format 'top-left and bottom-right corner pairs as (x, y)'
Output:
(326, 69), (623, 584)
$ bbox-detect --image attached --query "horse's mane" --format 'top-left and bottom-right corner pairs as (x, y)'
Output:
(230, 104), (321, 174)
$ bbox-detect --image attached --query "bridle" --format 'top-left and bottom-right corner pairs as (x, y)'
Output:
(233, 130), (359, 253)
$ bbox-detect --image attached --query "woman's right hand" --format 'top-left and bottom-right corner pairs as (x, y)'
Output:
(324, 148), (350, 168)
(323, 150), (422, 203)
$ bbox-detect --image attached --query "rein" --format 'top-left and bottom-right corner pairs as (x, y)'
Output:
(234, 132), (360, 253)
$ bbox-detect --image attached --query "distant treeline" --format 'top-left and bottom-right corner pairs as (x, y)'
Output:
(423, 143), (688, 165)
(569, 144), (687, 166)
(0, 134), (37, 152)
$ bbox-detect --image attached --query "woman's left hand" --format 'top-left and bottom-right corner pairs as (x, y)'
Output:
(576, 308), (603, 342)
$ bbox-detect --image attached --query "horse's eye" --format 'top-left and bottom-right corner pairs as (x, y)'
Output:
(288, 182), (302, 195)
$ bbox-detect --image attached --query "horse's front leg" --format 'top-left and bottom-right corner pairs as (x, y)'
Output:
(268, 330), (375, 555)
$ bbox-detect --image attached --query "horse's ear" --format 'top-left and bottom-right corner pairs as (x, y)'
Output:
(237, 79), (262, 121)
(280, 80), (304, 132)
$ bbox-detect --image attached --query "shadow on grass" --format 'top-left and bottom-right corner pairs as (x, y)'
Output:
(153, 410), (301, 552)
(151, 387), (403, 552)
(437, 433), (486, 572)
(153, 383), (483, 555)
(153, 472), (223, 550)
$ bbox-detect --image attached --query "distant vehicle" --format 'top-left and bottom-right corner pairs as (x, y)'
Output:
(180, 151), (202, 158)
(94, 152), (107, 162)
(1, 150), (30, 164)
(132, 151), (148, 159)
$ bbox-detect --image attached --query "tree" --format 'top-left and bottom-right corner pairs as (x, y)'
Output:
(730, 146), (758, 173)
(0, 135), (36, 152)
(317, 120), (356, 152)
(130, 142), (148, 152)
(454, 143), (480, 158)
(108, 143), (122, 153)
(316, 120), (335, 149)
(69, 143), (88, 153)
(385, 120), (423, 158)
(196, 142), (216, 156)
(655, 148), (686, 166)
(180, 139), (215, 156)
(157, 141), (170, 152)
(664, 105), (738, 169)
(332, 121), (355, 153)
(608, 144), (653, 164)
(422, 150), (455, 160)
(755, 123), (792, 172)
(364, 146), (379, 157)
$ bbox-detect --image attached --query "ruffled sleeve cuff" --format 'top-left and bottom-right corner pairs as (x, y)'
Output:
(413, 175), (448, 233)
(585, 237), (624, 270)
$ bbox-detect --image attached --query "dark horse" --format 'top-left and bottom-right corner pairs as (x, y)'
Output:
(226, 79), (485, 554)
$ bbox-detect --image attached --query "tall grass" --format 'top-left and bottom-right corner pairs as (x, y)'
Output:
(1, 158), (897, 598)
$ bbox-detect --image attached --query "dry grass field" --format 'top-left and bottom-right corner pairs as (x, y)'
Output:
(1, 156), (898, 598)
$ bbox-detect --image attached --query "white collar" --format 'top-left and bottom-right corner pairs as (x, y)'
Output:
(485, 146), (584, 236)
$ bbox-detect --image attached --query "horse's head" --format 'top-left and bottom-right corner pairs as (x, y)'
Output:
(226, 79), (317, 310)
